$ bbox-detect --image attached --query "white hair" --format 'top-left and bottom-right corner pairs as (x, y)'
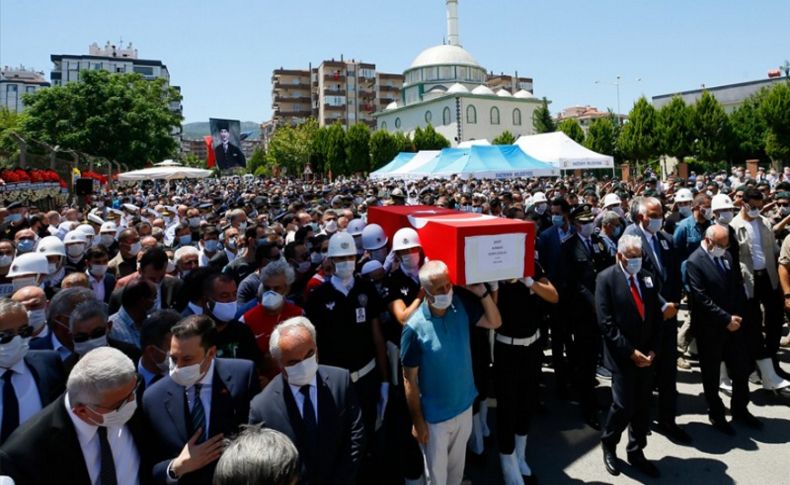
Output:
(418, 260), (449, 290)
(174, 245), (200, 263)
(214, 426), (299, 485)
(261, 259), (296, 286)
(638, 197), (661, 217)
(617, 234), (643, 255)
(0, 299), (25, 321)
(269, 316), (317, 362)
(66, 347), (136, 406)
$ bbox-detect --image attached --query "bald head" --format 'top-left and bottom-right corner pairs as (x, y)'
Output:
(11, 285), (47, 310)
(704, 223), (729, 249)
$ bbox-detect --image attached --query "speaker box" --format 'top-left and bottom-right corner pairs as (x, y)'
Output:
(75, 178), (94, 196)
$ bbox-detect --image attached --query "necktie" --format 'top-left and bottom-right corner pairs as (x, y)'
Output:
(300, 385), (318, 446)
(585, 238), (594, 256)
(190, 384), (206, 442)
(97, 426), (118, 485)
(715, 257), (727, 277)
(652, 236), (663, 267)
(630, 276), (645, 320)
(1, 370), (18, 442)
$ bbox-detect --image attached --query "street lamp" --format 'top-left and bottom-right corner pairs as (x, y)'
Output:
(594, 76), (642, 122)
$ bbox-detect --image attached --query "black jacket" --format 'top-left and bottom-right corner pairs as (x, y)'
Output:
(214, 142), (246, 170)
(685, 246), (746, 340)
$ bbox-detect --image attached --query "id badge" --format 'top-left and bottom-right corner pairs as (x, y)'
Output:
(644, 276), (654, 288)
(660, 240), (669, 251)
(356, 307), (367, 323)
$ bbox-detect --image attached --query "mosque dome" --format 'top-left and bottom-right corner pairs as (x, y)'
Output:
(409, 44), (482, 70)
(514, 89), (534, 99)
(385, 101), (400, 111)
(446, 83), (470, 94)
(496, 89), (513, 97)
(471, 85), (495, 95)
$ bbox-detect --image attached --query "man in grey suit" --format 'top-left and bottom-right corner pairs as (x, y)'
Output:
(249, 316), (366, 485)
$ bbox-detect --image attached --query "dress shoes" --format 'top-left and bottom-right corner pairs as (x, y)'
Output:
(601, 444), (620, 476)
(709, 416), (735, 436)
(584, 410), (601, 431)
(656, 421), (692, 444)
(627, 451), (660, 478)
(732, 411), (763, 430)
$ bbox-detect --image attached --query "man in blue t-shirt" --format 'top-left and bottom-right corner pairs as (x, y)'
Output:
(401, 260), (502, 485)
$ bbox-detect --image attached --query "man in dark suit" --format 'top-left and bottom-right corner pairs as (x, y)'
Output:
(0, 347), (152, 485)
(686, 224), (761, 434)
(623, 197), (688, 443)
(596, 234), (663, 478)
(0, 300), (67, 444)
(85, 246), (116, 304)
(136, 310), (180, 400)
(143, 315), (258, 484)
(249, 316), (366, 485)
(213, 122), (246, 170)
(108, 247), (183, 314)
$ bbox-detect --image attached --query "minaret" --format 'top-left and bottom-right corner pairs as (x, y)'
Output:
(446, 0), (460, 46)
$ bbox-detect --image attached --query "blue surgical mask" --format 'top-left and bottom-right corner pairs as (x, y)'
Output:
(551, 215), (565, 227)
(646, 217), (663, 234)
(17, 239), (36, 253)
(5, 213), (22, 224)
(204, 240), (219, 252)
(179, 234), (192, 245)
(612, 225), (622, 238)
(625, 257), (642, 275)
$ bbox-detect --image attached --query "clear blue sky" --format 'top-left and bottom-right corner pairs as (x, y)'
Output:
(2, 0), (788, 124)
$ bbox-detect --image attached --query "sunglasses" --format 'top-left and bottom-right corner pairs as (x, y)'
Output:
(0, 325), (34, 344)
(73, 326), (107, 343)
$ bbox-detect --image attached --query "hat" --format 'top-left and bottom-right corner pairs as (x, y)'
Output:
(215, 119), (230, 131)
(122, 203), (139, 213)
(87, 213), (104, 225)
(390, 188), (406, 199)
(570, 204), (595, 223)
(361, 260), (383, 276)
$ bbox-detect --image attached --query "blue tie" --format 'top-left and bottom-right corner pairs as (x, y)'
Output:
(715, 257), (727, 277)
(190, 384), (206, 442)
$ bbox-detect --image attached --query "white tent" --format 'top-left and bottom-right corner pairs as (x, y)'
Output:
(386, 151), (441, 179)
(118, 164), (213, 181)
(515, 132), (614, 170)
(457, 139), (491, 148)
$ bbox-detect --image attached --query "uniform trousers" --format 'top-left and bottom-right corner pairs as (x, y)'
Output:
(493, 338), (541, 454)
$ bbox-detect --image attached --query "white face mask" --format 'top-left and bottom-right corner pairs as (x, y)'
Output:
(210, 300), (238, 322)
(169, 358), (206, 388)
(285, 354), (318, 387)
(155, 350), (170, 374)
(429, 288), (453, 310)
(90, 398), (137, 428)
(579, 222), (595, 238)
(334, 260), (355, 280)
(0, 255), (12, 267)
(89, 264), (108, 277)
(48, 263), (59, 275)
(324, 220), (338, 233)
(99, 234), (115, 247)
(700, 207), (713, 221)
(646, 217), (663, 234)
(716, 211), (733, 225)
(128, 242), (141, 257)
(747, 207), (761, 219)
(262, 290), (284, 311)
(678, 206), (692, 218)
(624, 257), (642, 275)
(0, 336), (30, 369)
(400, 252), (420, 272)
(12, 276), (38, 292)
(67, 244), (85, 258)
(709, 245), (726, 258)
(26, 309), (47, 332)
(74, 335), (108, 357)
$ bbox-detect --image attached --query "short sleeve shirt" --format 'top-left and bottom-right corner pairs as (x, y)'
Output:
(779, 233), (790, 266)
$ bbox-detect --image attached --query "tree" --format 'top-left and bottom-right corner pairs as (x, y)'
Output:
(0, 107), (27, 157)
(691, 91), (731, 163)
(394, 131), (414, 152)
(558, 118), (585, 144)
(532, 97), (555, 133)
(656, 96), (694, 164)
(324, 122), (347, 175)
(180, 153), (205, 168)
(246, 146), (266, 174)
(759, 81), (790, 164)
(369, 130), (401, 170)
(21, 70), (182, 169)
(492, 130), (516, 145)
(414, 124), (450, 150)
(345, 123), (371, 173)
(617, 97), (658, 166)
(729, 91), (768, 163)
(584, 116), (617, 159)
(265, 125), (309, 175)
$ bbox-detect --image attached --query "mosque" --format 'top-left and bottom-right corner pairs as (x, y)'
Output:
(373, 0), (544, 146)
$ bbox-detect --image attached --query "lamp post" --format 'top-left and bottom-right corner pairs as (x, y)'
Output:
(594, 76), (641, 123)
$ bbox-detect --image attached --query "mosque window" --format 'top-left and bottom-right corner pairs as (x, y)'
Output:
(513, 108), (522, 126)
(425, 111), (433, 123)
(466, 105), (477, 124)
(439, 66), (454, 80)
(381, 121), (388, 130)
(491, 107), (500, 125)
(395, 117), (401, 129)
(443, 107), (451, 125)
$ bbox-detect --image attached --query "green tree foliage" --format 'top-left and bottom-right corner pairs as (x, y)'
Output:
(310, 124), (329, 174)
(265, 125), (310, 175)
(324, 123), (347, 175)
(617, 97), (658, 164)
(532, 97), (555, 134)
(729, 91), (768, 163)
(558, 118), (585, 144)
(21, 70), (182, 169)
(180, 153), (205, 168)
(691, 91), (731, 163)
(370, 130), (401, 170)
(345, 123), (371, 173)
(0, 107), (27, 157)
(656, 96), (693, 163)
(584, 116), (617, 159)
(759, 81), (790, 163)
(491, 130), (516, 145)
(394, 132), (415, 152)
(413, 124), (450, 150)
(246, 146), (266, 174)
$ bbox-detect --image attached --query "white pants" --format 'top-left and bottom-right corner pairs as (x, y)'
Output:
(421, 406), (473, 485)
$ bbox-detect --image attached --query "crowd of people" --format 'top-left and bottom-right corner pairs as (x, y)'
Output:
(0, 164), (788, 485)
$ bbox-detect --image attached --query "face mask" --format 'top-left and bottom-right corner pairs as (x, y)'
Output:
(89, 264), (108, 277)
(551, 215), (564, 227)
(716, 211), (733, 225)
(16, 239), (36, 254)
(204, 240), (219, 252)
(27, 309), (47, 332)
(238, 222), (247, 231)
(400, 252), (420, 271)
(310, 252), (324, 264)
(128, 242), (141, 257)
(285, 354), (318, 387)
(297, 261), (312, 273)
(646, 217), (663, 234)
(324, 220), (338, 233)
(612, 225), (622, 238)
(226, 239), (237, 251)
(90, 398), (137, 428)
(48, 263), (59, 275)
(73, 335), (108, 357)
(334, 260), (355, 280)
(612, 206), (625, 217)
(169, 358), (206, 388)
(700, 207), (713, 221)
(0, 336), (30, 369)
(179, 235), (193, 246)
(579, 223), (595, 238)
(747, 207), (761, 219)
(155, 350), (171, 374)
(534, 203), (547, 215)
(12, 276), (38, 292)
(709, 245), (726, 258)
(188, 217), (201, 228)
(0, 255), (11, 267)
(100, 234), (115, 247)
(624, 257), (642, 275)
(67, 244), (85, 258)
(678, 206), (692, 218)
(5, 214), (22, 224)
(429, 288), (453, 310)
(370, 247), (388, 264)
(262, 290), (284, 310)
(210, 300), (237, 322)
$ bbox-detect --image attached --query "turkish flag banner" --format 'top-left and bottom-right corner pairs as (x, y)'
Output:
(204, 135), (215, 168)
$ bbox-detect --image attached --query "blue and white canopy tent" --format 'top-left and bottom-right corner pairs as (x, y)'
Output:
(369, 152), (416, 180)
(514, 132), (614, 174)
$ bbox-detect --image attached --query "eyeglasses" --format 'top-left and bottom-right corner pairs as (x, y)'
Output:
(92, 380), (140, 412)
(72, 326), (107, 343)
(0, 325), (34, 344)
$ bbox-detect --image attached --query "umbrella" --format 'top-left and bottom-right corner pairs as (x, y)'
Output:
(118, 164), (213, 181)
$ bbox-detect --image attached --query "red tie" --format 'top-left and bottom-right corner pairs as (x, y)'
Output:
(630, 276), (644, 320)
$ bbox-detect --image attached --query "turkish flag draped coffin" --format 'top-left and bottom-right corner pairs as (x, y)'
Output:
(368, 206), (536, 285)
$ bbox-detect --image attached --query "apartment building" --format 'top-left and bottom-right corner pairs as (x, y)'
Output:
(0, 65), (50, 112)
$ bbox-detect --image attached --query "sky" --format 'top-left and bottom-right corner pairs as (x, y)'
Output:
(2, 0), (788, 124)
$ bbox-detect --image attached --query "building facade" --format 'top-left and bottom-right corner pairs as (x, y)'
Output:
(652, 76), (788, 113)
(0, 66), (50, 112)
(556, 105), (627, 134)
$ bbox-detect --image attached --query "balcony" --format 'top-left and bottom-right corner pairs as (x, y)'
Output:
(323, 104), (345, 111)
(324, 74), (346, 82)
(274, 95), (311, 103)
(273, 81), (310, 89)
(323, 89), (345, 96)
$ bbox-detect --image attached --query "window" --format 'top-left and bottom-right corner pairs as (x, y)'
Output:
(513, 108), (522, 126)
(425, 111), (432, 123)
(381, 121), (388, 130)
(466, 105), (477, 124)
(439, 66), (454, 80)
(395, 118), (401, 129)
(491, 107), (500, 125)
(443, 107), (452, 125)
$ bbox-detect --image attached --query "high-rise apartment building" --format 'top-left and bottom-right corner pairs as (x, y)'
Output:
(0, 66), (50, 112)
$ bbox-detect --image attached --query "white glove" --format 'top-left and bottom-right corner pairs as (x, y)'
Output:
(520, 277), (535, 288)
(487, 280), (499, 292)
(376, 382), (389, 431)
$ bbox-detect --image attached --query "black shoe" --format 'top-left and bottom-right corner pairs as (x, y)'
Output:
(732, 411), (763, 430)
(584, 410), (602, 431)
(523, 474), (538, 484)
(627, 451), (660, 478)
(601, 444), (620, 476)
(709, 416), (735, 436)
(656, 421), (693, 444)
(465, 450), (486, 467)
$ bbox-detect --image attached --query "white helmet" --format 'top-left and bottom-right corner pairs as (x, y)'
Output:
(361, 224), (388, 251)
(675, 188), (694, 203)
(100, 221), (118, 234)
(327, 232), (357, 258)
(531, 192), (548, 204)
(711, 194), (735, 212)
(7, 252), (49, 278)
(64, 230), (89, 246)
(603, 193), (621, 208)
(347, 219), (366, 236)
(37, 236), (66, 258)
(76, 224), (96, 237)
(392, 228), (421, 252)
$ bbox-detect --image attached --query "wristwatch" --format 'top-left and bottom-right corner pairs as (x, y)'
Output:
(480, 289), (491, 300)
